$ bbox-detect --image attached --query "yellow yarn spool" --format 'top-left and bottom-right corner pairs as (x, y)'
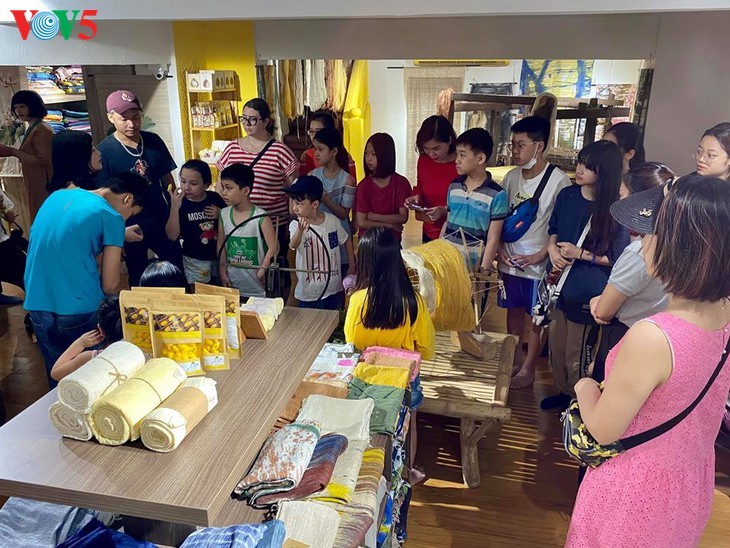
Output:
(401, 240), (476, 332)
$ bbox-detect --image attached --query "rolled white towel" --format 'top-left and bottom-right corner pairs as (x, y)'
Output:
(246, 297), (284, 317)
(140, 378), (218, 452)
(49, 401), (93, 441)
(58, 341), (145, 413)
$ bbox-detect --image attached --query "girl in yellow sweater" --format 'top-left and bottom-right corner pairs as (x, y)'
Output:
(344, 227), (435, 358)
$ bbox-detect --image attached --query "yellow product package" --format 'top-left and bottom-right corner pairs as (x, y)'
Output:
(150, 305), (205, 376)
(119, 291), (154, 358)
(130, 287), (186, 294)
(195, 283), (244, 359)
(167, 294), (229, 372)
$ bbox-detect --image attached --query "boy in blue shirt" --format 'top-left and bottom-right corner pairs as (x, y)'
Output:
(440, 128), (509, 273)
(24, 172), (148, 386)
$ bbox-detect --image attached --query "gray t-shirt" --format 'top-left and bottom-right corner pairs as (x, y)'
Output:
(609, 240), (668, 326)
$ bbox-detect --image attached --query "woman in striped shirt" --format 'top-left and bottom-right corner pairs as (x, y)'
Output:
(216, 98), (300, 298)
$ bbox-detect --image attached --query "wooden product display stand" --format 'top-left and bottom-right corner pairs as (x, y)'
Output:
(0, 308), (338, 546)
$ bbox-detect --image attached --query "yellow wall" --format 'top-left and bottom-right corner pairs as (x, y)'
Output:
(172, 20), (258, 159)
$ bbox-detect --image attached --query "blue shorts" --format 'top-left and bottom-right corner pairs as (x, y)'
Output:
(497, 272), (539, 313)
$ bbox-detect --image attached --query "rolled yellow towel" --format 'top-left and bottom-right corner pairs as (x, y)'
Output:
(239, 303), (276, 331)
(49, 401), (93, 441)
(140, 378), (218, 452)
(89, 358), (186, 446)
(58, 341), (145, 413)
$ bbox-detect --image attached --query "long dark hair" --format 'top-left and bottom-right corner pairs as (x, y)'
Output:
(313, 127), (350, 172)
(243, 98), (276, 136)
(415, 115), (457, 155)
(577, 140), (624, 256)
(605, 122), (645, 168)
(356, 227), (418, 329)
(98, 296), (123, 345)
(364, 133), (396, 178)
(50, 130), (96, 192)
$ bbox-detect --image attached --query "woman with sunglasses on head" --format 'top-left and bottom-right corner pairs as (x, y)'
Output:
(567, 175), (730, 548)
(216, 98), (299, 298)
(693, 122), (730, 180)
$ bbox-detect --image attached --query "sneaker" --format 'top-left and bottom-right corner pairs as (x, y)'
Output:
(0, 293), (22, 306)
(540, 393), (572, 411)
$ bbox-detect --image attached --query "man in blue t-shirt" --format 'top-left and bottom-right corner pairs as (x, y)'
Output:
(96, 89), (182, 286)
(24, 172), (148, 386)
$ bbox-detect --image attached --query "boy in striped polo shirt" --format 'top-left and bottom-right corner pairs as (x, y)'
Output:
(440, 128), (508, 272)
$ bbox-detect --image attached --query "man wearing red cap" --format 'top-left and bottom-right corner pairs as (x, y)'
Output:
(96, 89), (183, 286)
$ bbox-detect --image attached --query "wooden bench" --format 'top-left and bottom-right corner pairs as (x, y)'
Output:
(419, 331), (517, 488)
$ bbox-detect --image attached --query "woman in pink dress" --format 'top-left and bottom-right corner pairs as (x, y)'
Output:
(567, 174), (730, 548)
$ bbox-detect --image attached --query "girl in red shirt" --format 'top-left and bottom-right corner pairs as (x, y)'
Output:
(405, 115), (458, 243)
(355, 133), (411, 240)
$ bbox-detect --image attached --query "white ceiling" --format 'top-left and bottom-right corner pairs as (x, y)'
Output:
(1, 0), (729, 22)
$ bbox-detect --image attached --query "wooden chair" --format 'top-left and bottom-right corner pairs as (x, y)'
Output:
(419, 331), (517, 488)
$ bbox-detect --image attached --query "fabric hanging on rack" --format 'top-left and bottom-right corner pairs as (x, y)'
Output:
(304, 59), (313, 108)
(264, 65), (277, 110)
(294, 59), (305, 118)
(324, 60), (335, 110)
(436, 88), (454, 118)
(310, 59), (327, 111)
(280, 60), (295, 120)
(332, 60), (348, 113)
(342, 59), (370, 181)
(274, 61), (287, 140)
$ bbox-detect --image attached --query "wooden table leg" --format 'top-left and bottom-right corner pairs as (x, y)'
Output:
(459, 417), (498, 488)
(122, 515), (196, 546)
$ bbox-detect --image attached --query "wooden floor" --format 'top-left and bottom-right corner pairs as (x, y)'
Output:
(0, 217), (728, 547)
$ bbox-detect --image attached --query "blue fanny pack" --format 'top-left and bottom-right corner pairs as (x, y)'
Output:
(502, 164), (556, 243)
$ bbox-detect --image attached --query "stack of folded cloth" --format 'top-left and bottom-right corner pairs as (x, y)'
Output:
(44, 110), (65, 133)
(50, 341), (145, 441)
(347, 362), (411, 436)
(88, 358), (187, 445)
(54, 66), (85, 95)
(63, 110), (91, 133)
(140, 377), (218, 452)
(305, 343), (360, 385)
(361, 346), (424, 410)
(273, 380), (348, 432)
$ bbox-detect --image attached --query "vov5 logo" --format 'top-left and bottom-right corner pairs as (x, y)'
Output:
(11, 10), (98, 41)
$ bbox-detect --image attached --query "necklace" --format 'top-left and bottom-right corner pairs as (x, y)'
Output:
(114, 133), (144, 158)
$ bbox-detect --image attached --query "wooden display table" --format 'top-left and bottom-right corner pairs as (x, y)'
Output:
(0, 308), (338, 545)
(419, 331), (517, 488)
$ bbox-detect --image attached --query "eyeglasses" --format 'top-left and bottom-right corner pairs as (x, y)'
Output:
(691, 148), (727, 163)
(239, 116), (262, 126)
(507, 141), (538, 152)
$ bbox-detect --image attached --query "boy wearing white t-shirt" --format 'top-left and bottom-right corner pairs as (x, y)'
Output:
(287, 176), (356, 310)
(497, 116), (571, 388)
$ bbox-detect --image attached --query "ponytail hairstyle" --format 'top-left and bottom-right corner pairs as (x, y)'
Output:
(356, 227), (418, 329)
(243, 97), (276, 136)
(97, 296), (123, 345)
(605, 122), (646, 168)
(577, 140), (624, 256)
(623, 162), (675, 194)
(313, 127), (350, 172)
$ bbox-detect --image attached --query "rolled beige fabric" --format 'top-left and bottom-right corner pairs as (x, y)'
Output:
(58, 341), (145, 413)
(89, 358), (186, 446)
(49, 401), (93, 441)
(140, 378), (218, 452)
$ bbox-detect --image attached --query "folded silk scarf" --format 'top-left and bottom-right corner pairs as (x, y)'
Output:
(180, 522), (269, 548)
(277, 501), (340, 548)
(275, 381), (349, 432)
(347, 378), (405, 436)
(255, 433), (348, 507)
(350, 447), (386, 513)
(332, 509), (374, 548)
(234, 421), (320, 507)
(305, 343), (359, 384)
(361, 347), (421, 382)
(352, 363), (410, 390)
(296, 395), (373, 442)
(308, 439), (366, 504)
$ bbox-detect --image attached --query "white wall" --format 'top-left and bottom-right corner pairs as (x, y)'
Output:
(644, 12), (730, 175)
(368, 61), (408, 175)
(1, 0), (726, 21)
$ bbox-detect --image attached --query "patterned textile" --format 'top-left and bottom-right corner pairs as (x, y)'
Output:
(350, 447), (386, 512)
(308, 440), (367, 504)
(256, 520), (286, 548)
(234, 422), (320, 507)
(256, 434), (349, 506)
(277, 501), (340, 548)
(296, 395), (373, 441)
(332, 510), (374, 548)
(56, 518), (155, 548)
(365, 477), (388, 548)
(274, 381), (349, 432)
(361, 347), (421, 382)
(305, 343), (360, 384)
(353, 363), (411, 390)
(377, 494), (394, 548)
(347, 378), (405, 435)
(180, 523), (268, 548)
